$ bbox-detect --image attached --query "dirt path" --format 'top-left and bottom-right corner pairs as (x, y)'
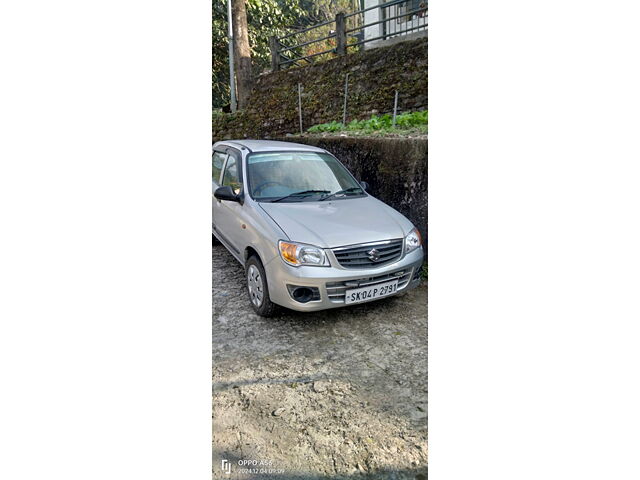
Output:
(213, 245), (427, 479)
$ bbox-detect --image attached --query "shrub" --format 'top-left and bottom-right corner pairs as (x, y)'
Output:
(306, 110), (427, 134)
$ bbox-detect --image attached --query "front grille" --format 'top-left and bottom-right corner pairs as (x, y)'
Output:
(332, 239), (403, 269)
(325, 268), (413, 303)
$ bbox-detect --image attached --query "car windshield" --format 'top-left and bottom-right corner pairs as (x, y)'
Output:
(247, 151), (364, 202)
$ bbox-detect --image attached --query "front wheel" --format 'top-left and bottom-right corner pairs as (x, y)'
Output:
(245, 256), (278, 317)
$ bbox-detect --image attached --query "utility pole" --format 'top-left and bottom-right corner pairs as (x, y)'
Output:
(227, 0), (237, 112)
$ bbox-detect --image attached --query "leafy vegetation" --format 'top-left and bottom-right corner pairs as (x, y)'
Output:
(307, 110), (428, 134)
(213, 0), (360, 109)
(307, 120), (344, 132)
(213, 0), (304, 108)
(421, 262), (428, 280)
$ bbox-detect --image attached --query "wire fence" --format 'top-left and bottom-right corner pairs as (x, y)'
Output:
(270, 0), (427, 71)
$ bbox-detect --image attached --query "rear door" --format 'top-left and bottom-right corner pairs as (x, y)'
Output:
(213, 147), (246, 256)
(212, 149), (228, 234)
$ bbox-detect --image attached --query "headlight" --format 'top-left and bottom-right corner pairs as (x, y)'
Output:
(278, 240), (329, 267)
(405, 228), (422, 254)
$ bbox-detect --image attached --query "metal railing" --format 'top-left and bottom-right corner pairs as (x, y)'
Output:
(269, 0), (427, 71)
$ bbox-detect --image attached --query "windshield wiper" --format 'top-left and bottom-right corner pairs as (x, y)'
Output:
(271, 190), (330, 203)
(320, 187), (363, 201)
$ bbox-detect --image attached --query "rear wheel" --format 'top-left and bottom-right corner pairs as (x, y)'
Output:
(245, 255), (278, 317)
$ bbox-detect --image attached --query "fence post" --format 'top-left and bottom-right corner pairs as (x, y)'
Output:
(392, 90), (399, 127)
(335, 12), (347, 56)
(269, 36), (280, 72)
(342, 73), (350, 126)
(298, 83), (303, 134)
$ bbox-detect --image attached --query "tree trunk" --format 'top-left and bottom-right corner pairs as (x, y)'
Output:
(231, 0), (253, 109)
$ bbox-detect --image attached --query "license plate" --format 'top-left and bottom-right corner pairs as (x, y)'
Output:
(344, 280), (399, 305)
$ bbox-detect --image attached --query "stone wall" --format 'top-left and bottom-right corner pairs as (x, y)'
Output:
(278, 136), (427, 242)
(213, 37), (427, 141)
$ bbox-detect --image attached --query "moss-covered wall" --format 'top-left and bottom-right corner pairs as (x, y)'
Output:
(213, 37), (427, 141)
(278, 136), (428, 242)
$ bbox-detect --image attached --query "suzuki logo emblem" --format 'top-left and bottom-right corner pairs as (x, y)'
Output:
(367, 248), (381, 262)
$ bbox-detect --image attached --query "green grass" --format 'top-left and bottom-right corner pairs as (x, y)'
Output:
(306, 110), (428, 134)
(307, 120), (344, 132)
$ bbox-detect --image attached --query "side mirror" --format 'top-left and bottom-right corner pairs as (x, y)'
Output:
(360, 181), (370, 192)
(214, 185), (240, 202)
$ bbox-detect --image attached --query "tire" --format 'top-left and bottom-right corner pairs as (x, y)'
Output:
(245, 255), (278, 317)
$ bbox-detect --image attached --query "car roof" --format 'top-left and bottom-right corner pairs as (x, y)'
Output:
(213, 139), (326, 153)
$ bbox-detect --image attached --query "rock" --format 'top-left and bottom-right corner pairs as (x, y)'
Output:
(313, 381), (328, 393)
(272, 408), (285, 416)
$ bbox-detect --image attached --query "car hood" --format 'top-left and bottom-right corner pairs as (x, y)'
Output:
(259, 196), (413, 248)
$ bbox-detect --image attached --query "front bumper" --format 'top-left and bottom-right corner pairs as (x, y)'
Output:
(264, 247), (424, 312)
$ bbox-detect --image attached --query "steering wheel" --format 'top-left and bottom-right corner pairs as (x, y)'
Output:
(253, 181), (288, 195)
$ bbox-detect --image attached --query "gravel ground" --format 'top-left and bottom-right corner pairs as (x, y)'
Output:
(213, 244), (428, 479)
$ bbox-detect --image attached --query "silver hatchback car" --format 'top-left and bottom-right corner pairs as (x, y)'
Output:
(212, 140), (424, 317)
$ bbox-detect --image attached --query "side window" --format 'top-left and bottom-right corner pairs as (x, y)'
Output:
(212, 152), (227, 184)
(222, 156), (243, 195)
